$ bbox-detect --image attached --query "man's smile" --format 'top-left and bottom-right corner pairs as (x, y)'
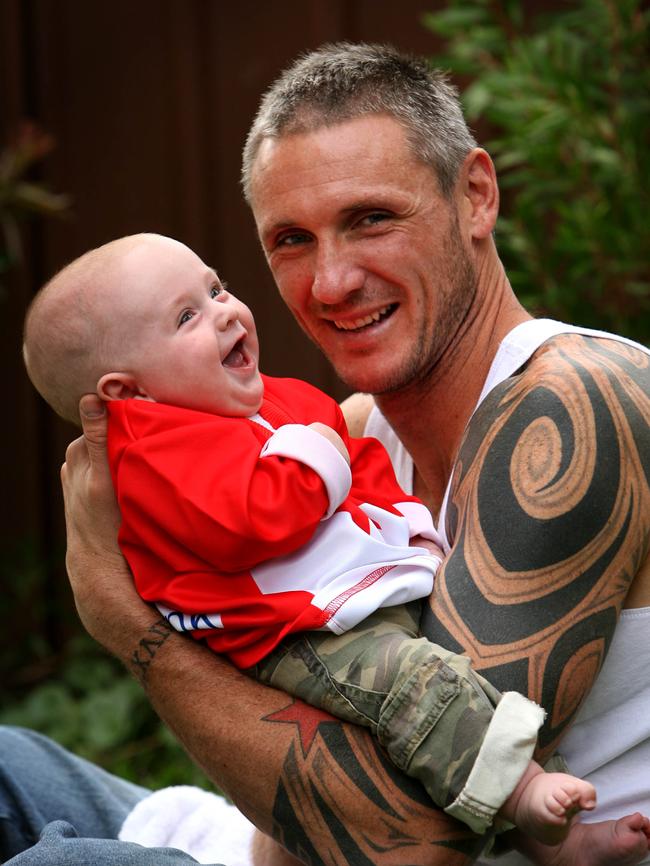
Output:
(332, 304), (397, 332)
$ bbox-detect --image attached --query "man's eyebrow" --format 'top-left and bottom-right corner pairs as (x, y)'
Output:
(258, 197), (400, 242)
(259, 220), (297, 236)
(261, 202), (391, 232)
(342, 194), (399, 212)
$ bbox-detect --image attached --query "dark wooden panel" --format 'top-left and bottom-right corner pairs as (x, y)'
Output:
(1, 0), (450, 658)
(199, 1), (353, 397)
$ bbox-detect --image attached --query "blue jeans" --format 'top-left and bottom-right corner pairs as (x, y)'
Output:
(0, 726), (226, 865)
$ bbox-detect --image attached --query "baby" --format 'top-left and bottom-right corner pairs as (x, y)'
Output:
(23, 233), (645, 858)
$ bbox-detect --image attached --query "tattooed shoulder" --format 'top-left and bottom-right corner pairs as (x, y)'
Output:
(450, 334), (650, 538)
(424, 334), (650, 747)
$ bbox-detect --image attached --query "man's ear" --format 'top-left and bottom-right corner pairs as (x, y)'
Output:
(96, 372), (153, 402)
(459, 148), (499, 240)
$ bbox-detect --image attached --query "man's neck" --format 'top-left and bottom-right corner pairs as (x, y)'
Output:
(376, 280), (530, 517)
(375, 348), (478, 518)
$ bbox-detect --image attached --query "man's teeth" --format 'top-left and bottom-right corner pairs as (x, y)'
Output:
(333, 305), (392, 331)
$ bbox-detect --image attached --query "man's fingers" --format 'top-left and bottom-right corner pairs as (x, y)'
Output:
(79, 393), (106, 422)
(61, 435), (86, 489)
(79, 394), (110, 466)
(61, 395), (117, 528)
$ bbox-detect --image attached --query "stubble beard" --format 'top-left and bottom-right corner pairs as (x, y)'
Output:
(335, 215), (478, 397)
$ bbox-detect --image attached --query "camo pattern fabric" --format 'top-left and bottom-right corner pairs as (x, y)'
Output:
(250, 601), (504, 812)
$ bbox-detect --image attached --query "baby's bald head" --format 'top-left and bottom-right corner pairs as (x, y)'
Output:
(23, 234), (149, 425)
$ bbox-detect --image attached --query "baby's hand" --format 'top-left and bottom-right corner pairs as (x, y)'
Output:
(308, 422), (351, 465)
(411, 534), (444, 561)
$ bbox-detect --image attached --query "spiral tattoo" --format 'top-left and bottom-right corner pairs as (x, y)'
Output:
(267, 334), (649, 862)
(422, 335), (650, 752)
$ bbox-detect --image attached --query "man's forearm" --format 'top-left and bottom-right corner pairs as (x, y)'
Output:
(116, 603), (480, 865)
(60, 400), (481, 864)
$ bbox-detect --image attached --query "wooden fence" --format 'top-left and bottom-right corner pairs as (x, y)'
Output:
(1, 0), (444, 665)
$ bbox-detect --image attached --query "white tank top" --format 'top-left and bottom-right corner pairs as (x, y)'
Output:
(364, 320), (650, 861)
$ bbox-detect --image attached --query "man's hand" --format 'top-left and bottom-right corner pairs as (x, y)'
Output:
(60, 394), (153, 651)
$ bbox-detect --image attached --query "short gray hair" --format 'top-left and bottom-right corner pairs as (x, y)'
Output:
(242, 42), (477, 201)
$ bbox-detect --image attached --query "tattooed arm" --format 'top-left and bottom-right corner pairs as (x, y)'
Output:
(422, 335), (650, 759)
(61, 396), (480, 866)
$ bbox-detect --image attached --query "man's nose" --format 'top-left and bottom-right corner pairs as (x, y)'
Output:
(311, 243), (365, 305)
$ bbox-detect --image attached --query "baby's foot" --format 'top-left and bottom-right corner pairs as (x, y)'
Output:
(520, 812), (650, 866)
(513, 772), (596, 844)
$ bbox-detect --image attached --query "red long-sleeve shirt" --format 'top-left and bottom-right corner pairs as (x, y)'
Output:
(108, 375), (438, 667)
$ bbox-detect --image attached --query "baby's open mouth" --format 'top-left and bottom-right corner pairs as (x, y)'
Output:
(222, 337), (247, 368)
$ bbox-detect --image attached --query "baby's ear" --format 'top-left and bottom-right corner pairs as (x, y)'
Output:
(97, 372), (151, 402)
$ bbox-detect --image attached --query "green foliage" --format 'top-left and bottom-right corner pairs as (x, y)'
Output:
(424, 0), (649, 343)
(0, 539), (76, 688)
(1, 541), (215, 792)
(1, 629), (215, 792)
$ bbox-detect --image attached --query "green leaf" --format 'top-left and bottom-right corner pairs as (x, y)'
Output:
(424, 0), (649, 342)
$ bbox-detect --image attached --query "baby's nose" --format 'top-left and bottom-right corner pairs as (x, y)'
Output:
(214, 303), (237, 330)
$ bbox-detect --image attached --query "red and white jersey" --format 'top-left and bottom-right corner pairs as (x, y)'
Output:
(108, 376), (439, 668)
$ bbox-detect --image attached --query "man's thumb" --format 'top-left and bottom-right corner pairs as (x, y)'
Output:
(79, 394), (108, 453)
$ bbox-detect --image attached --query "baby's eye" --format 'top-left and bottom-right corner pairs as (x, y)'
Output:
(210, 283), (224, 299)
(178, 310), (194, 327)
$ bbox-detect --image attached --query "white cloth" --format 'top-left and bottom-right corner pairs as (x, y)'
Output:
(562, 607), (650, 821)
(119, 786), (256, 865)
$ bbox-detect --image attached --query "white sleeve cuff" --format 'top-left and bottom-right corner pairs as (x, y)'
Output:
(394, 500), (444, 546)
(261, 424), (352, 519)
(444, 691), (545, 834)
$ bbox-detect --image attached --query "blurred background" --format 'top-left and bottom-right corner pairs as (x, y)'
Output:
(2, 0), (648, 789)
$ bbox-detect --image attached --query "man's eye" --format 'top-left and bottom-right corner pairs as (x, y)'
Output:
(178, 310), (194, 327)
(360, 212), (390, 227)
(276, 231), (310, 248)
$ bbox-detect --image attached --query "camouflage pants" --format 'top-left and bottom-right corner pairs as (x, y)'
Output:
(251, 601), (507, 816)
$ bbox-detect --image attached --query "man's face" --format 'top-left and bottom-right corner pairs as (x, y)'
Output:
(250, 115), (477, 395)
(106, 236), (263, 417)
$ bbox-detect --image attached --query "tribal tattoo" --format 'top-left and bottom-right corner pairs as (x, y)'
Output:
(266, 699), (478, 865)
(422, 335), (650, 754)
(265, 336), (649, 864)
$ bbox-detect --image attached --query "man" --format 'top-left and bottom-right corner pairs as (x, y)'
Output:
(4, 43), (650, 866)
